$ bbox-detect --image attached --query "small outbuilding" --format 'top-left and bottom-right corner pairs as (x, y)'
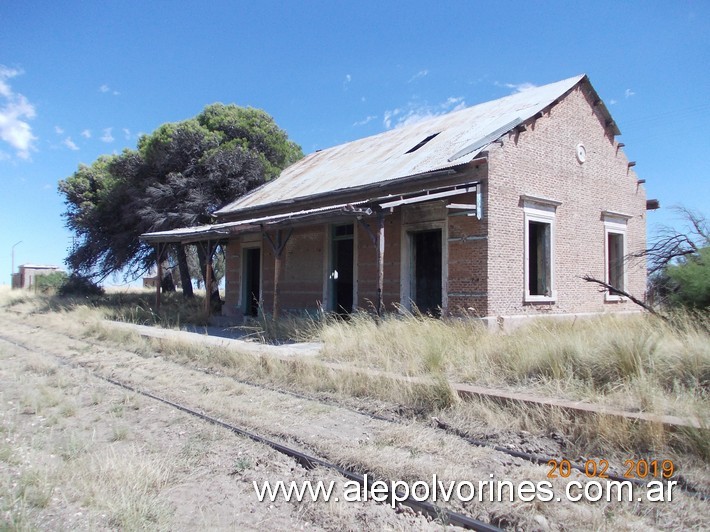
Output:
(142, 75), (651, 327)
(12, 264), (64, 290)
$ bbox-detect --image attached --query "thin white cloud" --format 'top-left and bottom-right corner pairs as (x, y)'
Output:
(609, 99), (618, 105)
(100, 127), (114, 143)
(63, 137), (79, 151)
(353, 115), (377, 127)
(99, 84), (120, 96)
(54, 125), (64, 135)
(444, 96), (465, 108)
(0, 65), (37, 159)
(495, 81), (538, 94)
(383, 108), (401, 129)
(383, 96), (466, 130)
(408, 69), (429, 83)
(81, 129), (91, 139)
(625, 88), (635, 98)
(122, 128), (131, 139)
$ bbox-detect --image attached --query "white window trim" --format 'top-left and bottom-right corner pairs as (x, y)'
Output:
(523, 200), (558, 303)
(603, 215), (628, 302)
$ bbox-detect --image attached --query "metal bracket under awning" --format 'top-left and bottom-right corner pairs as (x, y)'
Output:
(377, 182), (482, 220)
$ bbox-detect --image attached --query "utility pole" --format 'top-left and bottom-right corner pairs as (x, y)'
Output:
(11, 240), (22, 288)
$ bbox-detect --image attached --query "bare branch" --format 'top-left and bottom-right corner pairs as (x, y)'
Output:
(632, 206), (708, 275)
(581, 274), (668, 322)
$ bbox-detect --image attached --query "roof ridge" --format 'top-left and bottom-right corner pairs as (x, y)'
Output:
(215, 74), (588, 216)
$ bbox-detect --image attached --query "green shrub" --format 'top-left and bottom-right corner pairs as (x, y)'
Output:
(665, 246), (710, 309)
(35, 271), (68, 293)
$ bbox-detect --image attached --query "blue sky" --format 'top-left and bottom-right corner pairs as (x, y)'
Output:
(1, 1), (708, 286)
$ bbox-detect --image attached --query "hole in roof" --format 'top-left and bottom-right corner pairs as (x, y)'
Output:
(405, 132), (440, 154)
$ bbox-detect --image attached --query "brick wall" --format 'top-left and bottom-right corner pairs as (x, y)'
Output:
(221, 82), (646, 321)
(223, 239), (241, 315)
(447, 191), (488, 316)
(486, 83), (647, 317)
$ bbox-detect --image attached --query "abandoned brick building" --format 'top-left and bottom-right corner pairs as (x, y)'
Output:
(143, 74), (650, 327)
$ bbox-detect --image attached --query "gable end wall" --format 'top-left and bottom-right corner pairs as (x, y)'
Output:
(486, 84), (647, 317)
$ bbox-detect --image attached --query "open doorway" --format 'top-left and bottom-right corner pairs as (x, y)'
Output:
(243, 247), (261, 317)
(330, 224), (354, 314)
(411, 229), (442, 315)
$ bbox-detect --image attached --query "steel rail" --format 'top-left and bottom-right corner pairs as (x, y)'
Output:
(100, 374), (501, 531)
(0, 334), (500, 532)
(1, 327), (707, 503)
(1, 328), (706, 503)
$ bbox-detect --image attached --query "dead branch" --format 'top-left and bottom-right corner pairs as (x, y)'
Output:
(633, 206), (709, 275)
(581, 275), (668, 322)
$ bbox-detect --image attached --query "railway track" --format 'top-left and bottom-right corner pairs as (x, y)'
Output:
(1, 315), (707, 507)
(0, 331), (500, 531)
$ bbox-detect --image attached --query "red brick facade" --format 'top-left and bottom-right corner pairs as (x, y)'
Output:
(223, 83), (646, 324)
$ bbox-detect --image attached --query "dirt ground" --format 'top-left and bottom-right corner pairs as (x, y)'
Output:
(1, 300), (708, 530)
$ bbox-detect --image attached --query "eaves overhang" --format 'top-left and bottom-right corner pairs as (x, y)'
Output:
(216, 156), (487, 223)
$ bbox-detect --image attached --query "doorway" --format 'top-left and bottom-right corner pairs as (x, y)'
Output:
(243, 247), (261, 317)
(411, 229), (442, 315)
(331, 224), (354, 314)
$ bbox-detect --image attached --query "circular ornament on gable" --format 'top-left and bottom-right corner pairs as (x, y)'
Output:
(576, 143), (587, 163)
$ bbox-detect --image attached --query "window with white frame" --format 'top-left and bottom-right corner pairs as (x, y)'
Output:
(603, 213), (629, 300)
(522, 196), (560, 302)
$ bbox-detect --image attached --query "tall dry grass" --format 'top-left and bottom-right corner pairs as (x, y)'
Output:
(3, 288), (708, 460)
(316, 311), (710, 415)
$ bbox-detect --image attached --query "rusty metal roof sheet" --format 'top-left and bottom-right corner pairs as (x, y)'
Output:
(140, 202), (371, 243)
(216, 75), (589, 216)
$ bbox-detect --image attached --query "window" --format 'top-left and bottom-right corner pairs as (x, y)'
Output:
(603, 213), (629, 300)
(528, 221), (552, 296)
(522, 196), (560, 302)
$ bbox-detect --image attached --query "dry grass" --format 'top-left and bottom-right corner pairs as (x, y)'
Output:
(0, 344), (186, 531)
(2, 292), (709, 530)
(317, 310), (710, 414)
(3, 288), (709, 461)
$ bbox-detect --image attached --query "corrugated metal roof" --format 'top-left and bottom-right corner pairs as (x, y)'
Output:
(216, 74), (587, 215)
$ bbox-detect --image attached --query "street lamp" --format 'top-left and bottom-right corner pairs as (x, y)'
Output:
(11, 240), (22, 288)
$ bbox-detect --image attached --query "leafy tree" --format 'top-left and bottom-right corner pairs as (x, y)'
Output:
(59, 154), (147, 280)
(59, 104), (302, 294)
(664, 246), (710, 309)
(642, 207), (709, 310)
